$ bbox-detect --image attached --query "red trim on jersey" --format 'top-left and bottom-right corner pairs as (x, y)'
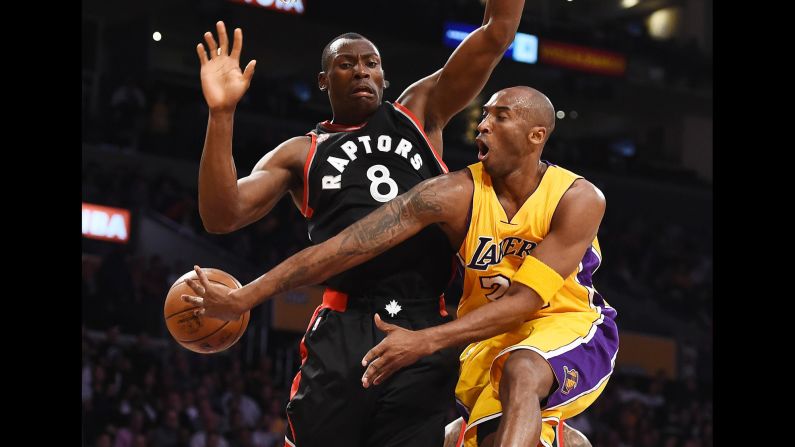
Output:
(392, 101), (449, 174)
(455, 418), (466, 447)
(438, 295), (448, 317)
(301, 133), (318, 218)
(286, 414), (297, 446)
(319, 120), (367, 132)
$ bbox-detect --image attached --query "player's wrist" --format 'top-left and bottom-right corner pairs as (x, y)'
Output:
(208, 106), (237, 118)
(228, 286), (253, 315)
(421, 327), (445, 354)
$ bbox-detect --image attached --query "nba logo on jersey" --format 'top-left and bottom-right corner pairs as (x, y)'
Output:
(561, 366), (579, 395)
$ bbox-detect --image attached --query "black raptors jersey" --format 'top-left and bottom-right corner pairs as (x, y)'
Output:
(300, 101), (454, 299)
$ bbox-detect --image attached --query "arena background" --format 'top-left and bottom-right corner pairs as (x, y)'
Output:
(81, 1), (713, 446)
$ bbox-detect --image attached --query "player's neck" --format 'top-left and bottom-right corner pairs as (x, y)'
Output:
(492, 160), (547, 208)
(330, 104), (379, 127)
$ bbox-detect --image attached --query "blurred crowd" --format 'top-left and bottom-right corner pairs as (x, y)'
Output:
(82, 325), (712, 447)
(82, 328), (291, 447)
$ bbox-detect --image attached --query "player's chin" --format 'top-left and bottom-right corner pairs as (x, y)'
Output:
(482, 159), (501, 177)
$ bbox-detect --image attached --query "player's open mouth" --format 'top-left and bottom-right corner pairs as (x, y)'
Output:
(476, 139), (490, 161)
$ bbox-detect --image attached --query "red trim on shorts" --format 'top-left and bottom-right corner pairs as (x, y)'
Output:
(392, 102), (449, 173)
(321, 288), (349, 312)
(287, 289), (348, 446)
(301, 133), (318, 219)
(438, 295), (448, 317)
(319, 120), (367, 132)
(557, 421), (565, 447)
(455, 418), (466, 447)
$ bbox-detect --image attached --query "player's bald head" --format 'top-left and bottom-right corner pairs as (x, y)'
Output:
(497, 86), (556, 137)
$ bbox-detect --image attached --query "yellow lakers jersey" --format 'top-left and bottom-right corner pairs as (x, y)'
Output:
(457, 162), (614, 321)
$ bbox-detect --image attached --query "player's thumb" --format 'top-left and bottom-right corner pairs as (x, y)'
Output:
(243, 60), (257, 82)
(374, 313), (394, 333)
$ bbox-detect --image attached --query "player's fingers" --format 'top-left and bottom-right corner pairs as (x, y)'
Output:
(194, 265), (212, 289)
(362, 346), (383, 367)
(372, 370), (393, 386)
(197, 43), (208, 65)
(230, 28), (243, 60)
(186, 278), (206, 295)
(193, 307), (206, 317)
(182, 294), (204, 306)
(216, 21), (229, 54)
(361, 360), (379, 388)
(204, 31), (218, 58)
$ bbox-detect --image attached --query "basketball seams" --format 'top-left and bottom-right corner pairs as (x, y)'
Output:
(176, 320), (232, 343)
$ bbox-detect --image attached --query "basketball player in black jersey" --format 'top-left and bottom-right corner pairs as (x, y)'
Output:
(189, 3), (523, 446)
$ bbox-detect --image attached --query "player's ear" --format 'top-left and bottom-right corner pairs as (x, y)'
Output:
(384, 79), (390, 89)
(318, 72), (328, 92)
(528, 126), (547, 145)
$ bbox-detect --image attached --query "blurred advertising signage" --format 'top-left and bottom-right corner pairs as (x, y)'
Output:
(230, 0), (305, 15)
(443, 22), (538, 64)
(82, 203), (130, 243)
(538, 40), (626, 76)
(272, 286), (323, 332)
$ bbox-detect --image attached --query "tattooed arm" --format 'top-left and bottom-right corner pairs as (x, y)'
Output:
(225, 169), (474, 314)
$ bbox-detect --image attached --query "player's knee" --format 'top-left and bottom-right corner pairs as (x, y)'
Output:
(501, 350), (555, 397)
(562, 424), (592, 447)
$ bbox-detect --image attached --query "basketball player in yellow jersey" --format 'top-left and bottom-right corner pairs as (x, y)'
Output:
(184, 86), (615, 447)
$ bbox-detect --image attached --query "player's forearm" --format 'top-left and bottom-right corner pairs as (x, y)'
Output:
(482, 0), (525, 46)
(423, 284), (543, 353)
(231, 188), (440, 311)
(198, 111), (243, 233)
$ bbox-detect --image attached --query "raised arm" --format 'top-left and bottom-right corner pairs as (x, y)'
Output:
(360, 180), (606, 386)
(398, 0), (525, 143)
(199, 135), (308, 233)
(196, 21), (307, 233)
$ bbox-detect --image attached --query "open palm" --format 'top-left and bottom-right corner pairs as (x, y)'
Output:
(196, 21), (257, 113)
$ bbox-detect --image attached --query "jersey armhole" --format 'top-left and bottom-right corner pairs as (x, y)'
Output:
(392, 101), (448, 173)
(456, 168), (477, 256)
(301, 132), (318, 218)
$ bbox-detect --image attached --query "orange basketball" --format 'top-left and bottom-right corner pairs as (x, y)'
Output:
(164, 268), (250, 354)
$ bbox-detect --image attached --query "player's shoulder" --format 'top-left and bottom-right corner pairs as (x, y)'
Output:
(424, 168), (473, 190)
(561, 177), (606, 212)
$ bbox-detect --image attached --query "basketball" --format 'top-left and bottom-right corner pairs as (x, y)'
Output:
(164, 268), (250, 354)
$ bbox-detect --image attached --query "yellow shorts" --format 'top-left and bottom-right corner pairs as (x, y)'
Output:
(455, 312), (618, 447)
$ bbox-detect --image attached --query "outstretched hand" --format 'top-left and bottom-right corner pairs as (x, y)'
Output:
(180, 265), (245, 321)
(360, 314), (433, 387)
(196, 21), (257, 113)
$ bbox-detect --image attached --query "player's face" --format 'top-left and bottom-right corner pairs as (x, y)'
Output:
(323, 39), (385, 115)
(476, 91), (531, 177)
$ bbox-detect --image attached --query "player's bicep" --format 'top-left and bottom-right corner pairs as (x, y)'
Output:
(531, 181), (606, 278)
(234, 136), (308, 226)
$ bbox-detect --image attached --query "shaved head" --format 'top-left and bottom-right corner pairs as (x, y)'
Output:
(499, 86), (556, 135)
(321, 32), (376, 71)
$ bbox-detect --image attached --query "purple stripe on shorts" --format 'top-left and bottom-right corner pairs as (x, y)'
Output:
(577, 246), (613, 313)
(543, 316), (619, 410)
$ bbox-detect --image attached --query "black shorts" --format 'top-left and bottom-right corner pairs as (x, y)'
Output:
(285, 288), (460, 447)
